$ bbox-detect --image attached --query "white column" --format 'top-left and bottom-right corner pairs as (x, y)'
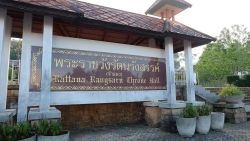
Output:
(0, 8), (12, 112)
(165, 37), (176, 104)
(17, 13), (32, 122)
(40, 16), (53, 112)
(184, 40), (196, 103)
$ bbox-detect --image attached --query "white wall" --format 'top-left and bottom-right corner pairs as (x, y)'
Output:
(27, 33), (167, 106)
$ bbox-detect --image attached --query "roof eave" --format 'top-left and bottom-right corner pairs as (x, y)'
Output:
(3, 0), (215, 45)
(1, 0), (165, 38)
(0, 0), (80, 19)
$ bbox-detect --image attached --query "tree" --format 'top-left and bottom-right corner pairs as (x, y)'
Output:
(195, 25), (250, 85)
(174, 52), (184, 71)
(10, 39), (22, 60)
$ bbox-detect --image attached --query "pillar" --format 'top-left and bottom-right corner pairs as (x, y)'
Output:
(165, 37), (176, 104)
(17, 13), (32, 122)
(159, 37), (185, 132)
(184, 40), (195, 103)
(28, 15), (61, 121)
(159, 37), (185, 108)
(184, 40), (204, 106)
(40, 16), (53, 112)
(0, 8), (16, 123)
(0, 8), (8, 112)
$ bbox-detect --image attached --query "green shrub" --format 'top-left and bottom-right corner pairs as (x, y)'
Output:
(16, 122), (33, 140)
(0, 124), (17, 141)
(50, 121), (63, 136)
(36, 120), (64, 136)
(197, 105), (211, 116)
(36, 120), (50, 136)
(227, 75), (250, 87)
(227, 75), (240, 85)
(219, 84), (245, 96)
(181, 104), (198, 118)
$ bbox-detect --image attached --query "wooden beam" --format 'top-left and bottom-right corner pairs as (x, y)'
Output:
(135, 38), (146, 45)
(58, 23), (69, 36)
(102, 31), (107, 41)
(131, 37), (141, 45)
(125, 34), (130, 44)
(75, 26), (81, 38)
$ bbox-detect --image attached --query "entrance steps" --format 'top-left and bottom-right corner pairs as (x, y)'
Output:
(195, 85), (250, 120)
(195, 85), (220, 104)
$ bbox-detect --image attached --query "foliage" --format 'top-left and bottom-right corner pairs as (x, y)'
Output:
(0, 122), (34, 141)
(50, 121), (63, 136)
(219, 84), (245, 96)
(16, 122), (33, 140)
(195, 25), (250, 86)
(8, 67), (13, 80)
(174, 52), (184, 70)
(197, 105), (211, 116)
(10, 39), (22, 60)
(227, 75), (250, 87)
(227, 75), (240, 85)
(36, 120), (50, 136)
(0, 124), (17, 141)
(36, 120), (64, 136)
(181, 104), (198, 118)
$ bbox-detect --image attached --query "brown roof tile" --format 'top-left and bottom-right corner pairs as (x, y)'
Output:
(12, 0), (215, 41)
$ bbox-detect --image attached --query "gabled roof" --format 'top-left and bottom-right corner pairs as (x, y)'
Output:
(7, 0), (215, 42)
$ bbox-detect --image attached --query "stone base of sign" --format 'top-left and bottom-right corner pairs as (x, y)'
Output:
(186, 101), (205, 107)
(159, 101), (186, 109)
(143, 101), (160, 107)
(56, 103), (144, 129)
(214, 102), (247, 124)
(0, 109), (16, 123)
(159, 102), (186, 133)
(144, 102), (161, 127)
(28, 107), (61, 121)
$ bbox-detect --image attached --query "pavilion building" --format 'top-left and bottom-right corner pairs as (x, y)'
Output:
(0, 0), (215, 128)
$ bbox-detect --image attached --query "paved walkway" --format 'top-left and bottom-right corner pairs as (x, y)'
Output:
(70, 122), (250, 141)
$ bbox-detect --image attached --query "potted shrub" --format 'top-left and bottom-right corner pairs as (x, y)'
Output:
(36, 120), (69, 141)
(16, 122), (36, 141)
(219, 84), (245, 103)
(0, 123), (17, 141)
(176, 104), (198, 137)
(196, 105), (211, 134)
(211, 112), (225, 130)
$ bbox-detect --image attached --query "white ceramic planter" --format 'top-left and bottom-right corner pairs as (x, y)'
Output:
(37, 131), (69, 141)
(176, 117), (196, 137)
(18, 135), (36, 141)
(196, 115), (211, 134)
(211, 112), (225, 130)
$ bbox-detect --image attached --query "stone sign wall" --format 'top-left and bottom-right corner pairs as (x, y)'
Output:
(30, 47), (166, 91)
